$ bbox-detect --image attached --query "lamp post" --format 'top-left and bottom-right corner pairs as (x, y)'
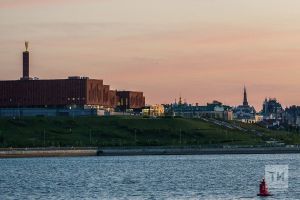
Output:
(89, 129), (92, 146)
(179, 128), (182, 146)
(43, 129), (46, 147)
(134, 129), (137, 145)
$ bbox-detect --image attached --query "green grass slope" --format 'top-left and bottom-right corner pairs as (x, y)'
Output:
(0, 116), (298, 147)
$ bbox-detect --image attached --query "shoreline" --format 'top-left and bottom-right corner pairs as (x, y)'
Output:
(97, 147), (300, 156)
(1, 147), (300, 158)
(0, 149), (97, 158)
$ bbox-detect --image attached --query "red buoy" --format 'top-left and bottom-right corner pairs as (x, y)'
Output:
(257, 178), (272, 197)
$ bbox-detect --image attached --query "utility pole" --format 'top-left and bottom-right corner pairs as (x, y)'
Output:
(0, 130), (2, 146)
(134, 129), (137, 145)
(225, 130), (228, 139)
(179, 128), (182, 145)
(89, 129), (92, 146)
(43, 129), (46, 147)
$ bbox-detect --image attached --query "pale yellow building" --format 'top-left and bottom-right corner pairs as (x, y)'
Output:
(142, 104), (165, 117)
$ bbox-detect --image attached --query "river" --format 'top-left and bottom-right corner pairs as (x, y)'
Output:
(1, 154), (300, 199)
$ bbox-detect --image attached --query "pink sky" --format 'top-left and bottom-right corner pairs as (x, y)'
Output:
(1, 0), (300, 110)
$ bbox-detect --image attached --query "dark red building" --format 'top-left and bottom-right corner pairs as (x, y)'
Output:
(0, 77), (118, 108)
(116, 91), (145, 111)
(0, 43), (145, 110)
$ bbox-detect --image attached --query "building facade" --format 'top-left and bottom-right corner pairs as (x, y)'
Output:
(165, 99), (233, 120)
(0, 77), (119, 108)
(142, 104), (165, 117)
(116, 91), (145, 111)
(262, 98), (283, 120)
(282, 106), (300, 128)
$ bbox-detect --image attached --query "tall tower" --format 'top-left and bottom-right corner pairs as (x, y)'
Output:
(178, 94), (182, 105)
(22, 41), (30, 80)
(243, 86), (248, 106)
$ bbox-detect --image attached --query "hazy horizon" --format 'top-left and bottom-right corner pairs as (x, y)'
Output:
(1, 0), (300, 110)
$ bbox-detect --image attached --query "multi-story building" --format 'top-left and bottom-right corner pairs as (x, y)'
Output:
(282, 106), (300, 128)
(262, 98), (283, 120)
(142, 104), (165, 117)
(0, 77), (117, 109)
(116, 91), (145, 112)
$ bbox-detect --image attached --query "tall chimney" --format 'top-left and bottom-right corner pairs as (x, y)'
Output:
(22, 41), (29, 79)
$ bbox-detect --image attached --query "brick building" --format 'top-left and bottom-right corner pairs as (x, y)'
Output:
(0, 77), (118, 108)
(116, 91), (146, 111)
(0, 43), (145, 111)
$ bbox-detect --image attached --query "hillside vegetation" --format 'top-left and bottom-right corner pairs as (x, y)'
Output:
(0, 116), (298, 148)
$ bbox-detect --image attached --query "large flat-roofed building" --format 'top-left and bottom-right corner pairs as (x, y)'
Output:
(0, 42), (145, 113)
(0, 77), (117, 108)
(116, 91), (145, 111)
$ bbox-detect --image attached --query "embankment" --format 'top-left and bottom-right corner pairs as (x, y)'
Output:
(1, 147), (300, 158)
(0, 148), (97, 158)
(97, 147), (300, 156)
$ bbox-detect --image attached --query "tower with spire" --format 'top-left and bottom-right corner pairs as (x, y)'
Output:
(243, 86), (248, 106)
(233, 85), (257, 122)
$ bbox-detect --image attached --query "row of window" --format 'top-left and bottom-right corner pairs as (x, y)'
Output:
(0, 97), (86, 103)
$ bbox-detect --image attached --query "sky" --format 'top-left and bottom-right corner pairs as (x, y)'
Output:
(1, 0), (300, 110)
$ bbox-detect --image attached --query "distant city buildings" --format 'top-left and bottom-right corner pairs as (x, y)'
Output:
(1, 43), (300, 126)
(164, 98), (233, 120)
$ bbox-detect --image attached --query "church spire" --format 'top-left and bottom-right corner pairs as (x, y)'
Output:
(243, 86), (248, 106)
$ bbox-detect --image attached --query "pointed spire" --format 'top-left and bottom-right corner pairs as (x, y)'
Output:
(243, 86), (248, 106)
(178, 93), (182, 105)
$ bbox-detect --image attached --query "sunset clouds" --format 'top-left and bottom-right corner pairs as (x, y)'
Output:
(1, 0), (300, 109)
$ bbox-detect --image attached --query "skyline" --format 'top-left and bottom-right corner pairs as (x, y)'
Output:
(1, 1), (300, 109)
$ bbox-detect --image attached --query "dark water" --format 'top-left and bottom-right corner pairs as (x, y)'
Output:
(1, 154), (300, 200)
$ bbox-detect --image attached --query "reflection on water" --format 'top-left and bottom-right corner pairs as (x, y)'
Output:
(1, 154), (300, 199)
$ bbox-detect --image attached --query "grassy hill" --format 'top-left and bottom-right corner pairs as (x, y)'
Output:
(0, 116), (299, 148)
